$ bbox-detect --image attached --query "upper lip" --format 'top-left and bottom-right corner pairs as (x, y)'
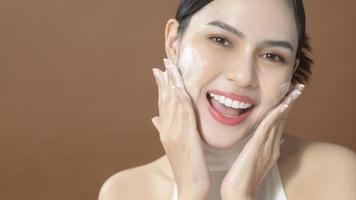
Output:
(208, 90), (256, 105)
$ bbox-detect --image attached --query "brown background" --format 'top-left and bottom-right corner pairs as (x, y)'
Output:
(0, 0), (355, 199)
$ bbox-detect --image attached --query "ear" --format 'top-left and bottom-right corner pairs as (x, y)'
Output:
(165, 18), (181, 65)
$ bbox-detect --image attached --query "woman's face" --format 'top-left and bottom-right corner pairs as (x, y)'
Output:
(169, 0), (299, 148)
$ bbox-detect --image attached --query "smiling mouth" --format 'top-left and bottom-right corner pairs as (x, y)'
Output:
(206, 91), (255, 125)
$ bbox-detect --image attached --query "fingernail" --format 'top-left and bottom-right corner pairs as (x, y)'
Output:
(290, 91), (301, 101)
(297, 83), (305, 91)
(280, 104), (288, 112)
(151, 116), (159, 127)
(295, 90), (302, 97)
(152, 68), (159, 77)
(299, 87), (305, 93)
(163, 58), (169, 68)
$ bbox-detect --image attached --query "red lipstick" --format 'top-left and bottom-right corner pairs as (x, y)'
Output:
(207, 90), (255, 126)
(208, 90), (256, 104)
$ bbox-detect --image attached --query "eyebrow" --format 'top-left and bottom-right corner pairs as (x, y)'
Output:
(206, 20), (294, 51)
(258, 40), (294, 52)
(207, 20), (245, 38)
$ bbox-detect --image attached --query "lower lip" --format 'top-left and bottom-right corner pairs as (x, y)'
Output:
(207, 97), (254, 126)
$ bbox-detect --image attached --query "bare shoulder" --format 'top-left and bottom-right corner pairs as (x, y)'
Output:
(98, 156), (174, 200)
(280, 134), (356, 200)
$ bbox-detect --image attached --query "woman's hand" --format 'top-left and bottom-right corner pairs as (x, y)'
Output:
(220, 83), (305, 200)
(151, 59), (211, 200)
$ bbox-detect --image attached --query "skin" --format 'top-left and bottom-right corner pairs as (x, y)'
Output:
(153, 59), (303, 199)
(99, 0), (356, 199)
(165, 0), (300, 149)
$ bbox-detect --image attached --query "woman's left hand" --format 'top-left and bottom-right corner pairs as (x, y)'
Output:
(220, 83), (305, 200)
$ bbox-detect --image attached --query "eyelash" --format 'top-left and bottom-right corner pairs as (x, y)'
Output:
(262, 53), (285, 63)
(209, 36), (232, 47)
(209, 36), (286, 63)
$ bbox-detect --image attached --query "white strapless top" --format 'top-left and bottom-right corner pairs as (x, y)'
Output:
(171, 162), (288, 200)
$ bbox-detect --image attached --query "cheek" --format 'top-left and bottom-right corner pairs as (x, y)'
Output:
(177, 44), (217, 100)
(260, 69), (292, 106)
(280, 81), (291, 97)
(178, 44), (203, 86)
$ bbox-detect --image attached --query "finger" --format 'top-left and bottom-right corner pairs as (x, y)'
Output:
(159, 61), (175, 109)
(263, 112), (286, 160)
(159, 69), (168, 101)
(262, 85), (304, 158)
(152, 68), (165, 112)
(296, 83), (305, 90)
(152, 68), (161, 90)
(173, 87), (196, 122)
(264, 84), (304, 160)
(276, 111), (288, 142)
(166, 64), (189, 108)
(151, 116), (161, 132)
(164, 58), (185, 89)
(154, 68), (167, 95)
(238, 105), (287, 166)
(249, 84), (304, 155)
(164, 58), (194, 105)
(258, 84), (305, 161)
(163, 58), (176, 90)
(251, 103), (288, 149)
(272, 116), (286, 154)
(281, 83), (305, 107)
(169, 88), (188, 139)
(154, 68), (176, 120)
(283, 83), (304, 97)
(164, 87), (198, 142)
(272, 91), (294, 151)
(157, 84), (183, 142)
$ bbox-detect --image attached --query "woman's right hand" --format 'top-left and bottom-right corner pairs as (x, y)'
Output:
(151, 58), (211, 200)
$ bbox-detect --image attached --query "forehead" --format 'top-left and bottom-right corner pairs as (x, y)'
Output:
(188, 0), (298, 46)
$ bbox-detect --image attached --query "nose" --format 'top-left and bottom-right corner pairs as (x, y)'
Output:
(224, 53), (258, 88)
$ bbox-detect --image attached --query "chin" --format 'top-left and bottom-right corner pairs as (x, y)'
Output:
(203, 135), (239, 149)
(206, 130), (252, 149)
(197, 116), (253, 149)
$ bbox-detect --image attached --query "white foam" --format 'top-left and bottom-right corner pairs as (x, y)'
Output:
(177, 44), (204, 87)
(279, 82), (290, 96)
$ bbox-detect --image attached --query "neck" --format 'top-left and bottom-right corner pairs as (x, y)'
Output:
(202, 133), (253, 171)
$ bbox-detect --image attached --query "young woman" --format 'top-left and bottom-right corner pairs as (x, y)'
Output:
(99, 0), (356, 199)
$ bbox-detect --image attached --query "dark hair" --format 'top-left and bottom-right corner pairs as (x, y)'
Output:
(175, 0), (313, 85)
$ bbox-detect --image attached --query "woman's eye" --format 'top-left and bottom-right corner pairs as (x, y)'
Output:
(210, 36), (231, 47)
(262, 53), (285, 63)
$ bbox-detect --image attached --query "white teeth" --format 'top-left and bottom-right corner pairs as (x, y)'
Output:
(239, 102), (252, 109)
(208, 92), (253, 110)
(240, 102), (247, 109)
(225, 98), (233, 107)
(244, 102), (252, 108)
(232, 101), (240, 109)
(219, 96), (226, 104)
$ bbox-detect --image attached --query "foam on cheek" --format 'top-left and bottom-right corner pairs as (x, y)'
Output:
(177, 44), (204, 88)
(280, 82), (291, 96)
(269, 81), (291, 107)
